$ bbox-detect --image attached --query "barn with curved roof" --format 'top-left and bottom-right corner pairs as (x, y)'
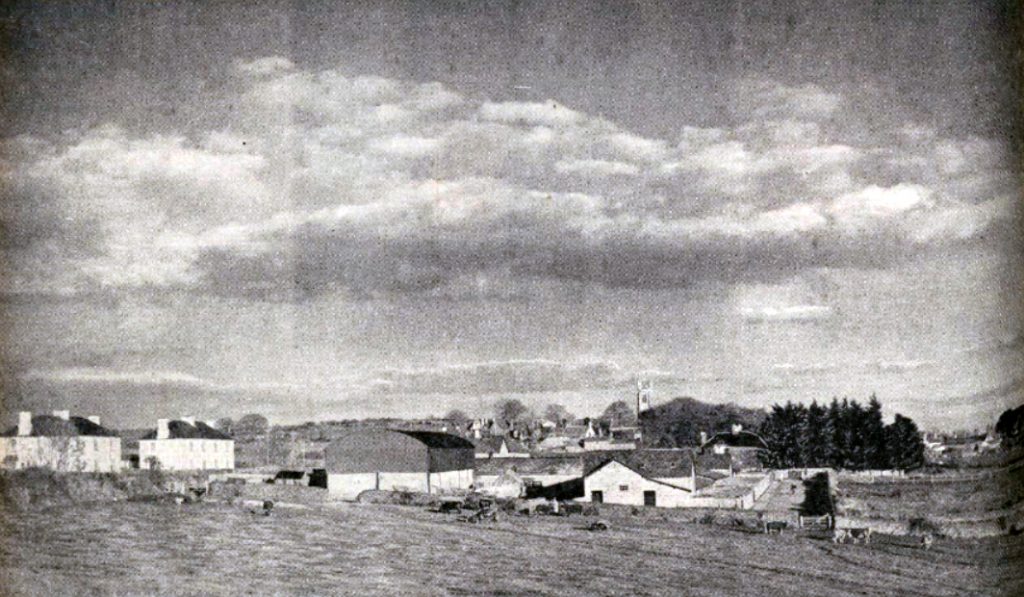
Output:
(325, 429), (475, 499)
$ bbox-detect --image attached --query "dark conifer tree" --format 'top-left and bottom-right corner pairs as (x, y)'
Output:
(865, 394), (889, 468)
(803, 401), (829, 467)
(886, 414), (925, 470)
(826, 398), (844, 468)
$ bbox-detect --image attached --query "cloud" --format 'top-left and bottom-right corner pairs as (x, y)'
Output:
(367, 359), (627, 395)
(478, 100), (584, 127)
(735, 79), (842, 121)
(741, 304), (833, 323)
(20, 367), (304, 394)
(555, 159), (640, 177)
(234, 56), (295, 76)
(0, 61), (1015, 299)
(771, 362), (838, 376)
(865, 359), (937, 373)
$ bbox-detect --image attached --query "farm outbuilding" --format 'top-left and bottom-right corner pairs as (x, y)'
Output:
(325, 429), (475, 500)
(581, 450), (697, 508)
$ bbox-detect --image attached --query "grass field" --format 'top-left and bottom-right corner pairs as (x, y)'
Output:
(836, 461), (1024, 536)
(1, 500), (1020, 596)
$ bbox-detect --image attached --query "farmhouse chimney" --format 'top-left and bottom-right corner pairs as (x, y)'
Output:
(157, 418), (170, 440)
(699, 431), (708, 445)
(181, 416), (196, 426)
(53, 409), (70, 421)
(17, 411), (32, 436)
(87, 416), (101, 425)
(731, 423), (743, 435)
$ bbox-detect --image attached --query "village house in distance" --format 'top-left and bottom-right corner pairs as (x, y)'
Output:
(0, 411), (122, 473)
(138, 417), (235, 471)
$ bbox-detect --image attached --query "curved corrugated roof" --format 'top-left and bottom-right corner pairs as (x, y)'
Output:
(396, 429), (475, 449)
(701, 430), (768, 449)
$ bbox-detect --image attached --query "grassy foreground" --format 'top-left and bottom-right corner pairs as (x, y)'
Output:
(1, 500), (1020, 596)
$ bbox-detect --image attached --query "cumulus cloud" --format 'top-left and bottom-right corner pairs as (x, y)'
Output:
(0, 60), (1015, 299)
(478, 100), (584, 127)
(368, 359), (626, 395)
(21, 367), (304, 393)
(234, 56), (295, 76)
(741, 304), (833, 323)
(865, 359), (937, 373)
(555, 159), (640, 177)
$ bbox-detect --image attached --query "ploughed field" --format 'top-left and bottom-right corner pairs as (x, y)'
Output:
(0, 501), (1020, 596)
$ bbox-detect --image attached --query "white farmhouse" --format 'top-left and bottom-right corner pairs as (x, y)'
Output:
(0, 411), (122, 472)
(139, 417), (234, 471)
(581, 450), (696, 508)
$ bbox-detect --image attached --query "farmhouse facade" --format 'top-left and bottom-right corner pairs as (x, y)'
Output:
(139, 418), (234, 471)
(0, 411), (122, 472)
(325, 429), (475, 500)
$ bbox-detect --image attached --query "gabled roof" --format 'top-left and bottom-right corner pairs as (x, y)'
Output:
(583, 449), (694, 479)
(141, 420), (232, 440)
(473, 436), (529, 454)
(584, 457), (693, 492)
(472, 436), (507, 453)
(1, 415), (118, 438)
(693, 451), (733, 472)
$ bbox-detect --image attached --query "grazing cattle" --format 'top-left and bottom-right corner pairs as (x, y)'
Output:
(763, 521), (788, 534)
(833, 527), (872, 544)
(561, 502), (584, 516)
(437, 499), (464, 514)
(920, 534), (934, 550)
(849, 527), (872, 544)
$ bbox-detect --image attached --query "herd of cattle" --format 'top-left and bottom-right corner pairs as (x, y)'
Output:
(431, 494), (935, 549)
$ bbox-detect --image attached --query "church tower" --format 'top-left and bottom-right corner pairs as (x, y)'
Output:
(637, 378), (653, 414)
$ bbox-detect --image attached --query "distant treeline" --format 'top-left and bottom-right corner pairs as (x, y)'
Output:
(640, 397), (766, 448)
(758, 396), (924, 471)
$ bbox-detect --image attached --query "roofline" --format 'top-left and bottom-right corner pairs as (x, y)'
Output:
(699, 429), (769, 450)
(583, 457), (693, 492)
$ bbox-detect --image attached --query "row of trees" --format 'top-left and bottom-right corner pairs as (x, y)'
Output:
(446, 399), (635, 431)
(758, 396), (925, 471)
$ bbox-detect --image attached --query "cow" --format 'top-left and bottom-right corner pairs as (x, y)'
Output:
(763, 521), (788, 535)
(436, 498), (464, 514)
(833, 527), (871, 544)
(920, 533), (934, 550)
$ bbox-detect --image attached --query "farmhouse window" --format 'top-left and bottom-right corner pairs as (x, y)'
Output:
(619, 484), (629, 491)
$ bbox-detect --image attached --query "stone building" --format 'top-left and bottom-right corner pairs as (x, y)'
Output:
(0, 411), (122, 472)
(139, 417), (234, 471)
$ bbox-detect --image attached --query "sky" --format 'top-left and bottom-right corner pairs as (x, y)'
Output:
(0, 0), (1021, 430)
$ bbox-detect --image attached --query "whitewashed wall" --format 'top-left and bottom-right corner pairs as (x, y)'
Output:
(0, 436), (122, 472)
(139, 439), (234, 471)
(582, 461), (693, 508)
